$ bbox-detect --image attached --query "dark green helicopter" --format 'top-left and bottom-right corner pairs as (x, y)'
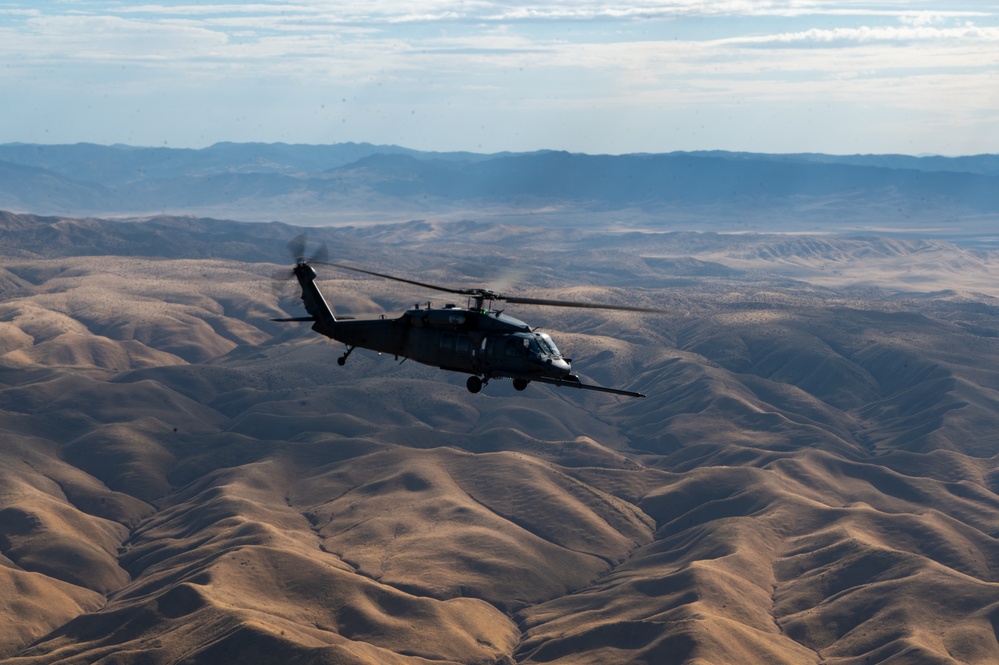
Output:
(273, 239), (662, 397)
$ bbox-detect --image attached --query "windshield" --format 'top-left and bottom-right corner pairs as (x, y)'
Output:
(536, 334), (560, 357)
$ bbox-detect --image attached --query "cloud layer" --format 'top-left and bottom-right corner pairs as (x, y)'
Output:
(1, 1), (997, 154)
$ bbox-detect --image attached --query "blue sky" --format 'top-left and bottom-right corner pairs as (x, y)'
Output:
(1, 1), (997, 155)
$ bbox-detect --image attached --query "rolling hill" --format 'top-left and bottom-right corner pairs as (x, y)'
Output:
(1, 211), (998, 663)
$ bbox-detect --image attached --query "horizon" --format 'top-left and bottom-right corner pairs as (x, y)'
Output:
(0, 139), (993, 160)
(1, 2), (997, 156)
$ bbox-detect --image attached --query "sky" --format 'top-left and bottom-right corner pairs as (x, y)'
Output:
(1, 1), (997, 155)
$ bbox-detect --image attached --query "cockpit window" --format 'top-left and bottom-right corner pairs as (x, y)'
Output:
(537, 334), (560, 356)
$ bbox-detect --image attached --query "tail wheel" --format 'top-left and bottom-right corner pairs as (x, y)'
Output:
(466, 376), (483, 394)
(512, 378), (529, 391)
(337, 346), (354, 366)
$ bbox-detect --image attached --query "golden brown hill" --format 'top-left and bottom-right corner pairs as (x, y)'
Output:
(1, 215), (999, 664)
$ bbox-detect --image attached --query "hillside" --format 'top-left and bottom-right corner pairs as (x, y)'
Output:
(0, 212), (998, 663)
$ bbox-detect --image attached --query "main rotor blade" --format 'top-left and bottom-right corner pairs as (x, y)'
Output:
(503, 295), (669, 313)
(316, 261), (671, 313)
(317, 262), (467, 295)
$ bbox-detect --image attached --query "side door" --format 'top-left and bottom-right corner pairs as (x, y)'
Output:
(437, 331), (473, 371)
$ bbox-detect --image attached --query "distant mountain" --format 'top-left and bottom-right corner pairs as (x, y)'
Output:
(0, 160), (115, 211)
(685, 150), (999, 177)
(359, 150), (999, 206)
(0, 143), (997, 231)
(0, 142), (498, 184)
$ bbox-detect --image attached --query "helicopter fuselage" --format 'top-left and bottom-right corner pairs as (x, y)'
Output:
(277, 259), (644, 397)
(321, 305), (572, 387)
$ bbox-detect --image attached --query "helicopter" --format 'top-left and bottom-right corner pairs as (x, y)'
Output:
(272, 238), (664, 397)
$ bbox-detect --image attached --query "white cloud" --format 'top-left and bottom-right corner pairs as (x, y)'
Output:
(22, 2), (996, 26)
(2, 1), (998, 153)
(724, 23), (999, 45)
(899, 12), (946, 27)
(5, 13), (228, 62)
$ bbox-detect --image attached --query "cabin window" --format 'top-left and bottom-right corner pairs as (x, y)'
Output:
(456, 335), (470, 355)
(505, 338), (526, 357)
(440, 333), (455, 352)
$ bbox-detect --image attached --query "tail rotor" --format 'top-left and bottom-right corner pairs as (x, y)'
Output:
(272, 234), (340, 326)
(287, 233), (329, 265)
(275, 234), (329, 291)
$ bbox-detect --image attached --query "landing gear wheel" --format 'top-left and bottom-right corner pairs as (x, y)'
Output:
(466, 376), (483, 394)
(338, 346), (354, 366)
(512, 378), (529, 391)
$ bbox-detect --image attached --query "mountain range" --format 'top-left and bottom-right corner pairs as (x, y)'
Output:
(2, 143), (998, 234)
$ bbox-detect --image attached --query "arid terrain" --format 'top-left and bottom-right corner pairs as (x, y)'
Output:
(1, 211), (999, 664)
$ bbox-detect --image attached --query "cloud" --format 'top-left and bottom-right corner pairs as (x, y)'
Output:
(898, 12), (947, 27)
(2, 1), (998, 153)
(724, 23), (999, 46)
(24, 2), (997, 27)
(4, 13), (229, 63)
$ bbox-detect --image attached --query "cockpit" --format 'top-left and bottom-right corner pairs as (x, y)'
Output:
(499, 332), (571, 377)
(519, 332), (562, 360)
(531, 333), (561, 358)
(504, 331), (567, 363)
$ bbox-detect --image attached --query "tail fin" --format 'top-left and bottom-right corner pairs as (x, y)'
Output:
(296, 261), (337, 325)
(272, 261), (338, 336)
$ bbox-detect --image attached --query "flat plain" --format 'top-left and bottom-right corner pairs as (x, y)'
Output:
(1, 212), (998, 664)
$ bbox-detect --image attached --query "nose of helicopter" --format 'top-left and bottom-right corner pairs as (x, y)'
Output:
(548, 356), (571, 376)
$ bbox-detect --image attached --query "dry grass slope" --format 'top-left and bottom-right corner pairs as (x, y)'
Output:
(1, 213), (999, 664)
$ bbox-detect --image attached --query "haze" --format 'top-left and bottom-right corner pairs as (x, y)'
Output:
(2, 1), (998, 155)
